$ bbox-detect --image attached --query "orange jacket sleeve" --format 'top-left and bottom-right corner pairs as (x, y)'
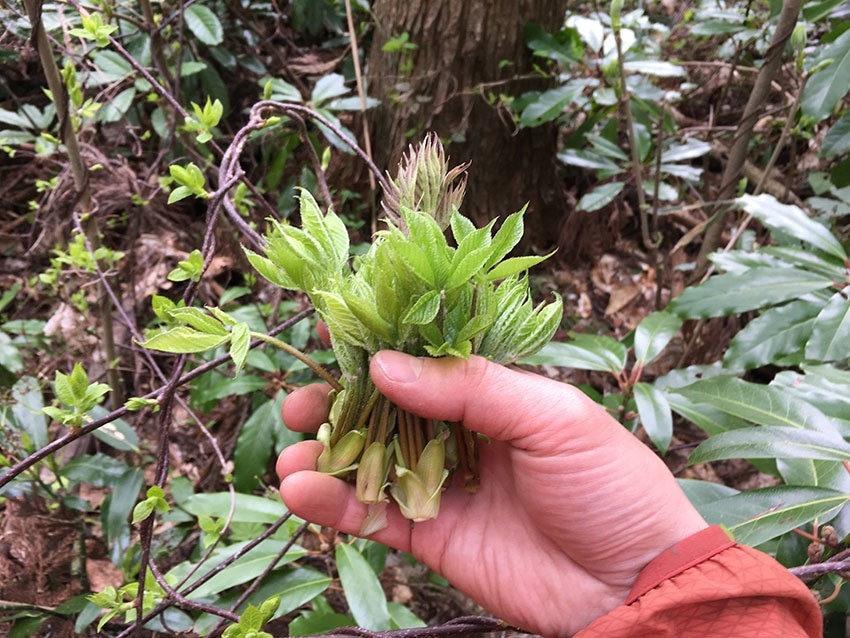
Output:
(576, 526), (822, 638)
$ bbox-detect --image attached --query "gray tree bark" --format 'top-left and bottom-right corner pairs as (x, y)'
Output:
(366, 0), (568, 250)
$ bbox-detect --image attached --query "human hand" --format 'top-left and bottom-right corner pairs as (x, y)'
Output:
(276, 351), (707, 636)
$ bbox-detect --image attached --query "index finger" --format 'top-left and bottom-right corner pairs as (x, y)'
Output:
(282, 383), (333, 433)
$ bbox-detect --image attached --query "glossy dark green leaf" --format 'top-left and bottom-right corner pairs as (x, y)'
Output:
(689, 425), (850, 465)
(577, 181), (625, 212)
(519, 83), (583, 126)
(803, 0), (846, 20)
(667, 394), (749, 435)
(335, 543), (391, 631)
(823, 112), (850, 159)
(676, 478), (738, 508)
(234, 393), (286, 492)
(184, 4), (224, 45)
(696, 486), (849, 547)
(806, 292), (850, 362)
(724, 300), (820, 369)
(673, 376), (836, 433)
(182, 539), (306, 599)
(801, 29), (850, 121)
(633, 382), (673, 453)
(634, 311), (682, 366)
(103, 467), (143, 547)
(669, 268), (834, 318)
(738, 194), (847, 260)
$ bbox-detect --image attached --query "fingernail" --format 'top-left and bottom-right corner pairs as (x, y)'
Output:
(375, 351), (423, 383)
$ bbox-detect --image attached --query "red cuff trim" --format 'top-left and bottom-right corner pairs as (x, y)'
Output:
(626, 525), (735, 604)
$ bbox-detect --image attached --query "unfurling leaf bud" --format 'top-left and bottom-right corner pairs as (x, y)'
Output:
(382, 133), (467, 230)
(356, 441), (391, 504)
(316, 424), (365, 476)
(390, 438), (449, 522)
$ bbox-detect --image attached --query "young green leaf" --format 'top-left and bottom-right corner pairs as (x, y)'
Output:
(228, 323), (251, 374)
(140, 326), (230, 353)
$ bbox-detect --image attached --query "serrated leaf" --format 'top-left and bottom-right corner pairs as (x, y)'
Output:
(402, 290), (441, 325)
(724, 300), (820, 369)
(689, 425), (850, 465)
(335, 543), (391, 631)
(53, 370), (76, 407)
(696, 486), (849, 547)
(68, 363), (89, 404)
(634, 311), (682, 366)
(672, 376), (837, 433)
(485, 254), (549, 281)
(341, 287), (394, 341)
(669, 268), (834, 318)
(140, 326), (229, 353)
(228, 323), (251, 374)
(523, 333), (626, 373)
(806, 292), (850, 362)
(446, 245), (492, 290)
(634, 382), (673, 453)
(297, 189), (349, 265)
(244, 248), (298, 289)
(169, 307), (228, 335)
(184, 4), (224, 45)
(485, 208), (526, 269)
(450, 210), (477, 243)
(738, 194), (847, 260)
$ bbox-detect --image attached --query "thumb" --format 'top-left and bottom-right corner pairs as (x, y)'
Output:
(369, 351), (621, 452)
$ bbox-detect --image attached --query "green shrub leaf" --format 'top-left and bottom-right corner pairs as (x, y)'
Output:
(669, 268), (835, 318)
(697, 486), (849, 546)
(634, 311), (682, 366)
(689, 425), (850, 465)
(335, 543), (391, 631)
(738, 194), (847, 260)
(634, 382), (673, 453)
(184, 4), (224, 45)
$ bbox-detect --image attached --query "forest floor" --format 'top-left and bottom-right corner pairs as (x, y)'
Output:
(0, 14), (826, 636)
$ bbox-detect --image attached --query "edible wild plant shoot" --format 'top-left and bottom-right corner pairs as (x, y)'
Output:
(246, 134), (562, 532)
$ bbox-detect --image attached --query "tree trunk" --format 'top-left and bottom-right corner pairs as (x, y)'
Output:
(367, 0), (568, 251)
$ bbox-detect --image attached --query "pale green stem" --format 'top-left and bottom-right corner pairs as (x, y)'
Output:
(250, 332), (342, 391)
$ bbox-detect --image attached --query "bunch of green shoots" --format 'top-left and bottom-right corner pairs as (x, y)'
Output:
(246, 135), (562, 532)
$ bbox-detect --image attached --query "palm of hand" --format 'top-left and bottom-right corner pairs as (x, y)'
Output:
(277, 353), (707, 637)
